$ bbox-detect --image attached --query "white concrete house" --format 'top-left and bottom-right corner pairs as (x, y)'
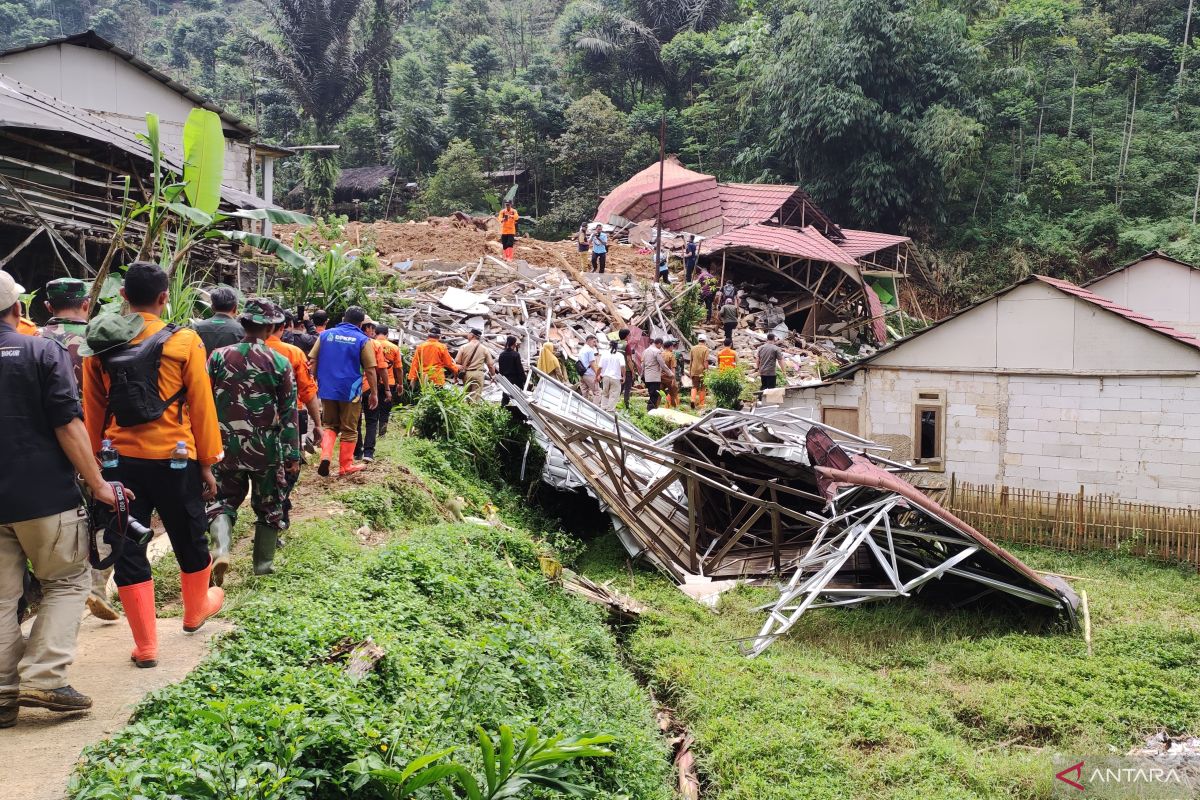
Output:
(1084, 251), (1200, 336)
(0, 30), (287, 206)
(784, 269), (1200, 507)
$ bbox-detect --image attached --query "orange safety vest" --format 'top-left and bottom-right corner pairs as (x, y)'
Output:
(498, 208), (519, 235)
(717, 348), (737, 369)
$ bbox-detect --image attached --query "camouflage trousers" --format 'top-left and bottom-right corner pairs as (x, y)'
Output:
(213, 462), (289, 530)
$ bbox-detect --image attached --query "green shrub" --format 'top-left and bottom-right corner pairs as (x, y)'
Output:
(705, 365), (747, 408)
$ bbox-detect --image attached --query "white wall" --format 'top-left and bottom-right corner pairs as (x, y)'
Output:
(0, 43), (252, 192)
(1088, 256), (1200, 336)
(787, 369), (1200, 507)
(871, 280), (1200, 373)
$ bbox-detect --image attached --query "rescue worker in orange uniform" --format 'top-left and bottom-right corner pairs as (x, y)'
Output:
(716, 338), (738, 369)
(374, 325), (403, 437)
(408, 326), (460, 388)
(498, 201), (519, 261)
(266, 315), (322, 527)
(354, 317), (389, 462)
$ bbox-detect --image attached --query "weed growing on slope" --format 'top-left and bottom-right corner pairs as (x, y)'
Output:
(71, 517), (671, 800)
(577, 536), (1200, 800)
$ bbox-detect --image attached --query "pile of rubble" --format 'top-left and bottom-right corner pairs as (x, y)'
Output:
(502, 371), (1081, 657)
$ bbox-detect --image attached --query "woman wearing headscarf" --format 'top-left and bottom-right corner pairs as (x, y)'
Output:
(536, 341), (568, 383)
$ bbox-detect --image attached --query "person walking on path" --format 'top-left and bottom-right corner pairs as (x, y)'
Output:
(756, 333), (785, 391)
(590, 227), (609, 273)
(699, 271), (718, 320)
(656, 253), (670, 284)
(1, 271), (128, 726)
(311, 306), (377, 478)
(618, 328), (637, 408)
(597, 340), (625, 412)
(40, 277), (121, 622)
(354, 317), (388, 463)
(720, 297), (739, 343)
(684, 235), (698, 282)
(266, 312), (322, 527)
(498, 201), (520, 261)
(281, 310), (317, 356)
(536, 342), (568, 383)
(661, 339), (680, 409)
(374, 325), (403, 436)
(207, 300), (299, 581)
(497, 335), (526, 407)
(717, 338), (738, 369)
(456, 328), (496, 400)
(81, 262), (225, 670)
(408, 326), (460, 388)
(193, 286), (244, 355)
(576, 334), (600, 402)
(642, 337), (667, 411)
(576, 224), (590, 271)
(688, 333), (712, 408)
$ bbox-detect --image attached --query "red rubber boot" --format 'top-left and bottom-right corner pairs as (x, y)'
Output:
(181, 560), (224, 633)
(339, 440), (365, 476)
(117, 580), (158, 668)
(317, 428), (336, 477)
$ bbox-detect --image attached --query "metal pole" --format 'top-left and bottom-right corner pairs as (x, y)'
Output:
(655, 114), (666, 276)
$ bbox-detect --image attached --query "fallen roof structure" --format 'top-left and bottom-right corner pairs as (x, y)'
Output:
(505, 372), (1079, 655)
(593, 157), (913, 343)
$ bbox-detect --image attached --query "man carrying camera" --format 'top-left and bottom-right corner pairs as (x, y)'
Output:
(1, 271), (128, 728)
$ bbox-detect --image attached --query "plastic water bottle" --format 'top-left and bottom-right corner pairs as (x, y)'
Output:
(99, 439), (119, 469)
(170, 441), (189, 470)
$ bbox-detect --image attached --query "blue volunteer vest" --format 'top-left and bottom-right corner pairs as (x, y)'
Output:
(315, 322), (369, 401)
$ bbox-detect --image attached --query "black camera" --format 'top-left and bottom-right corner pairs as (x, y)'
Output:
(87, 482), (152, 569)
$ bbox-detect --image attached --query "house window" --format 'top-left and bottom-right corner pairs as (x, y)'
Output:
(913, 390), (945, 469)
(822, 407), (860, 437)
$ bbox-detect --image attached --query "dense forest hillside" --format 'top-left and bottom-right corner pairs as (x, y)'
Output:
(4, 0), (1200, 302)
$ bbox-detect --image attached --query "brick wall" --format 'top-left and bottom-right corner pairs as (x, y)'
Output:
(786, 370), (1200, 507)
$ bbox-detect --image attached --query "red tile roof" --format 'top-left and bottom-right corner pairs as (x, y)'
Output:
(700, 224), (859, 268)
(1035, 275), (1200, 350)
(836, 228), (911, 259)
(717, 183), (798, 228)
(595, 157), (724, 235)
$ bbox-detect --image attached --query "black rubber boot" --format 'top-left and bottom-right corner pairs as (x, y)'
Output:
(253, 523), (279, 576)
(208, 514), (235, 587)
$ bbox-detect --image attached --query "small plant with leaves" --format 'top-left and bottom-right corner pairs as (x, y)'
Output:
(705, 364), (747, 409)
(349, 724), (614, 799)
(670, 284), (705, 343)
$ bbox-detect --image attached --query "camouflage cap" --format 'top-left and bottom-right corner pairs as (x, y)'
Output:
(79, 312), (146, 357)
(239, 298), (285, 325)
(46, 277), (88, 303)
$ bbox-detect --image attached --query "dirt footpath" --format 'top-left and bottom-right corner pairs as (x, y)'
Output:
(3, 615), (231, 800)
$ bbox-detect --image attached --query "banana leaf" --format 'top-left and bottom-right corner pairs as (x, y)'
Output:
(204, 229), (311, 269)
(183, 109), (225, 214)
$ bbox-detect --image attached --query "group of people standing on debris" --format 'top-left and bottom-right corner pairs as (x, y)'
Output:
(0, 259), (514, 728)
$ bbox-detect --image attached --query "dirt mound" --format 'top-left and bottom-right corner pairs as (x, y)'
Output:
(276, 220), (657, 281)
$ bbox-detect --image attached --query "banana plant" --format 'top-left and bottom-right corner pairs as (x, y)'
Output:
(347, 724), (614, 799)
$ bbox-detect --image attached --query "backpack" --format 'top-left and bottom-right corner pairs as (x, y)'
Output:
(99, 324), (185, 428)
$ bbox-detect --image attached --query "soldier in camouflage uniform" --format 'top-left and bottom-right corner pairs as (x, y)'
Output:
(40, 278), (121, 621)
(206, 299), (300, 583)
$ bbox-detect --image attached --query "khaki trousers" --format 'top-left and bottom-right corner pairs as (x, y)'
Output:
(463, 369), (486, 400)
(600, 376), (622, 412)
(1, 508), (90, 693)
(580, 371), (599, 403)
(322, 399), (363, 442)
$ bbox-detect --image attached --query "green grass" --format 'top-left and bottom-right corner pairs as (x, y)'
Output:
(578, 538), (1200, 800)
(69, 436), (672, 800)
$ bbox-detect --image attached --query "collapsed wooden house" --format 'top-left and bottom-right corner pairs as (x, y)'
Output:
(593, 157), (913, 342)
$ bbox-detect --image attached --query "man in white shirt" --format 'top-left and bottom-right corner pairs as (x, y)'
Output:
(577, 335), (600, 402)
(597, 342), (625, 412)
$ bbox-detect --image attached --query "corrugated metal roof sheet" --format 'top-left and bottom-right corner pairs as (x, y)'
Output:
(0, 31), (255, 135)
(1035, 275), (1200, 350)
(700, 223), (859, 267)
(837, 228), (911, 259)
(0, 73), (271, 209)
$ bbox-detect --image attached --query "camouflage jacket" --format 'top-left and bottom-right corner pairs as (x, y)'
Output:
(207, 340), (300, 471)
(40, 317), (86, 392)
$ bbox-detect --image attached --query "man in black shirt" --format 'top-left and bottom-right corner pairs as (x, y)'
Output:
(193, 286), (244, 354)
(0, 271), (126, 727)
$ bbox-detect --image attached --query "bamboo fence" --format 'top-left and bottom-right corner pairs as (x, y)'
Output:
(938, 477), (1200, 570)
